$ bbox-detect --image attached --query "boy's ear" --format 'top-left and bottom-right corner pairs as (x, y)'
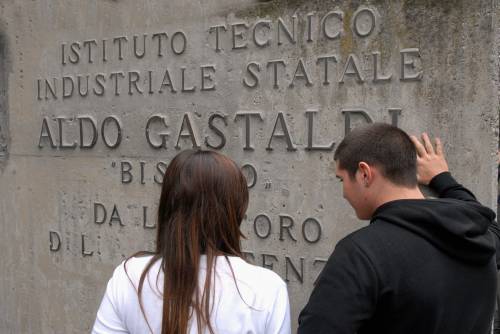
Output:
(357, 162), (373, 186)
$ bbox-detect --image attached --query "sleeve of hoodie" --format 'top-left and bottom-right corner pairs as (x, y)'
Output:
(297, 237), (378, 334)
(429, 171), (500, 269)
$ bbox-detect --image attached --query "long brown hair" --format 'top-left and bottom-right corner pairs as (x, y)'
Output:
(134, 150), (249, 334)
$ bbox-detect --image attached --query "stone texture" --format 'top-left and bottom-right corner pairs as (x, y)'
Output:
(0, 26), (9, 170)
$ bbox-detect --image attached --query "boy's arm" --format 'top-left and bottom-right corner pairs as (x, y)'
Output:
(411, 133), (500, 268)
(297, 238), (378, 334)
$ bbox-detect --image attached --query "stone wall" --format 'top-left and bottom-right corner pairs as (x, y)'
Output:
(0, 26), (9, 170)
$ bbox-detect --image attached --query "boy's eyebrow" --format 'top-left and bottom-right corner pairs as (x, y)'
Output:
(335, 175), (342, 180)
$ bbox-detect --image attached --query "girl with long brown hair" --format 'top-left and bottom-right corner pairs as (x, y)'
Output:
(92, 150), (291, 334)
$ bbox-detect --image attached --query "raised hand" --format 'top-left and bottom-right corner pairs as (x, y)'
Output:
(410, 133), (449, 185)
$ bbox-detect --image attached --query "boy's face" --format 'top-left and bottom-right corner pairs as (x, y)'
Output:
(335, 161), (372, 220)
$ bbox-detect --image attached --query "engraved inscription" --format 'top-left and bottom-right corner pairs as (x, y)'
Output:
(251, 213), (323, 244)
(93, 203), (125, 227)
(38, 116), (123, 150)
(42, 6), (424, 292)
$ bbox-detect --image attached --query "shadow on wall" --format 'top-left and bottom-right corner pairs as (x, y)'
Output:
(0, 27), (9, 169)
(496, 136), (500, 334)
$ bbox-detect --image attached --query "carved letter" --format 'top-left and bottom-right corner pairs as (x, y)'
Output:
(148, 71), (154, 94)
(44, 78), (58, 100)
(209, 24), (227, 52)
(133, 34), (147, 58)
(181, 67), (196, 92)
(121, 161), (133, 184)
(306, 13), (314, 42)
(205, 113), (227, 149)
(61, 43), (67, 65)
(93, 74), (105, 96)
(253, 214), (272, 239)
(159, 68), (177, 93)
(302, 218), (322, 244)
(340, 54), (365, 83)
(77, 116), (98, 149)
(342, 109), (373, 135)
(267, 112), (297, 151)
(279, 215), (297, 241)
(388, 108), (402, 127)
(285, 256), (304, 283)
(143, 206), (156, 229)
(277, 16), (297, 45)
(316, 55), (338, 85)
(305, 110), (335, 151)
(234, 112), (264, 151)
(102, 39), (108, 62)
(109, 205), (124, 226)
(231, 22), (249, 50)
(39, 117), (56, 148)
(94, 202), (107, 225)
(243, 62), (261, 88)
(69, 42), (81, 64)
(313, 258), (328, 284)
(146, 115), (169, 149)
(175, 113), (200, 149)
(201, 65), (216, 91)
(400, 48), (423, 81)
(37, 79), (42, 100)
(321, 11), (343, 40)
(57, 117), (77, 149)
(109, 71), (125, 96)
(266, 60), (286, 88)
(289, 58), (313, 87)
(372, 51), (392, 82)
(152, 32), (168, 57)
(171, 31), (187, 55)
(77, 75), (89, 97)
(83, 40), (98, 63)
(253, 20), (272, 47)
(154, 162), (167, 185)
(128, 71), (143, 95)
(241, 164), (257, 189)
(262, 253), (278, 271)
(353, 8), (377, 37)
(101, 116), (122, 148)
(62, 76), (75, 99)
(113, 36), (128, 60)
(49, 231), (61, 252)
(140, 161), (146, 185)
(81, 234), (94, 256)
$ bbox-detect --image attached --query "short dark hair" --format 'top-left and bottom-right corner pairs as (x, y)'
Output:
(334, 123), (417, 187)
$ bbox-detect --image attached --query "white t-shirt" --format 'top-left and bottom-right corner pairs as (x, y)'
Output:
(92, 255), (291, 334)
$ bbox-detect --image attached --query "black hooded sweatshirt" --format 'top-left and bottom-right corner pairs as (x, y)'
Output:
(298, 172), (499, 334)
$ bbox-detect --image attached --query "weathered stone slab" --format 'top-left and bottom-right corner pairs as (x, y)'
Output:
(0, 1), (498, 333)
(0, 28), (9, 171)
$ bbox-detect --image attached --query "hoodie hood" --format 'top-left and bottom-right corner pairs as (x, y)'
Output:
(371, 198), (496, 265)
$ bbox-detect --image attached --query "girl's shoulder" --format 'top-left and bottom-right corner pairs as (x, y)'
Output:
(221, 256), (287, 294)
(111, 254), (160, 287)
